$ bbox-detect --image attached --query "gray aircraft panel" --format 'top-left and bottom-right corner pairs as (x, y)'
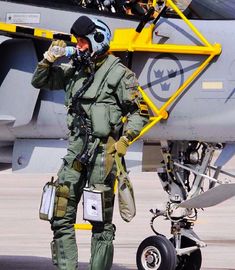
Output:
(179, 183), (235, 208)
(0, 38), (39, 127)
(36, 90), (68, 138)
(12, 139), (68, 172)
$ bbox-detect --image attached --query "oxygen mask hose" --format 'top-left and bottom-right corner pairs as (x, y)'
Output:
(69, 50), (95, 114)
(72, 49), (95, 69)
(68, 51), (95, 164)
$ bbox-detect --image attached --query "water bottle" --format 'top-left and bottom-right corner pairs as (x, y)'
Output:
(51, 46), (77, 57)
(65, 46), (77, 57)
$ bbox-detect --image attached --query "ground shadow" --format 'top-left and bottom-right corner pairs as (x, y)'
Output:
(0, 256), (134, 270)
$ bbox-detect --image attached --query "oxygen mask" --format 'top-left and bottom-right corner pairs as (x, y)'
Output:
(65, 46), (94, 69)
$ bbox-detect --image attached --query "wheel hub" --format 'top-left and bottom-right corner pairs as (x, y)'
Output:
(142, 246), (161, 269)
(146, 252), (157, 264)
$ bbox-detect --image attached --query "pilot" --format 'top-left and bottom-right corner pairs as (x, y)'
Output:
(31, 15), (149, 270)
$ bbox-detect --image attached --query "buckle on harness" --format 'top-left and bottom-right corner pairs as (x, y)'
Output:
(77, 137), (100, 165)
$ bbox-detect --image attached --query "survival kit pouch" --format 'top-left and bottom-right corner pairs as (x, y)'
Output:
(39, 177), (57, 221)
(83, 184), (113, 223)
(39, 177), (70, 221)
(115, 153), (136, 222)
(54, 184), (70, 218)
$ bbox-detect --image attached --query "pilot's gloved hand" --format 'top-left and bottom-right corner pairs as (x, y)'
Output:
(43, 40), (66, 63)
(108, 136), (130, 157)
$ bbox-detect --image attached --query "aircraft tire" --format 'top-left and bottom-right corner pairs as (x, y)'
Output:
(136, 235), (177, 270)
(170, 236), (202, 270)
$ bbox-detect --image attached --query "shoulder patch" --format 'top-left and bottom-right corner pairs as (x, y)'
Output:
(123, 69), (138, 90)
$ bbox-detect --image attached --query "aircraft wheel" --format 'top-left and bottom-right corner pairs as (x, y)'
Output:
(170, 236), (202, 270)
(136, 235), (177, 270)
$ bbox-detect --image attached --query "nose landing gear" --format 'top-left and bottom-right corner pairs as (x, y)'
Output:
(136, 140), (227, 270)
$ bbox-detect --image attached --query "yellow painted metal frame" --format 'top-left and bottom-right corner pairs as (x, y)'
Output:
(110, 0), (222, 142)
(0, 22), (16, 33)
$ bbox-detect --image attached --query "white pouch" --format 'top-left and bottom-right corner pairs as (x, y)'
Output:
(83, 184), (113, 222)
(39, 177), (56, 221)
(83, 187), (104, 222)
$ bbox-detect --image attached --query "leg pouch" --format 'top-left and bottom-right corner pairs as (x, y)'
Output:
(54, 184), (70, 218)
(83, 184), (113, 223)
(39, 177), (57, 221)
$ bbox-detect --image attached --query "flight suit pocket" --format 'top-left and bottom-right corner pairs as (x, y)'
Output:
(90, 103), (111, 137)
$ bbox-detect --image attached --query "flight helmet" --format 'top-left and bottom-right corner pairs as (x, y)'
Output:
(70, 16), (111, 56)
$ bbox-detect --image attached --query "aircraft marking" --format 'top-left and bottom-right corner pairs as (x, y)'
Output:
(6, 13), (41, 24)
(202, 81), (223, 90)
(146, 54), (184, 102)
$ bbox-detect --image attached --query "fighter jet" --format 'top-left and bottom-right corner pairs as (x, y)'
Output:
(1, 0), (235, 269)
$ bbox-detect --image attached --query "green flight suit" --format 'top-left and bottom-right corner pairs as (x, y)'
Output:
(31, 54), (149, 270)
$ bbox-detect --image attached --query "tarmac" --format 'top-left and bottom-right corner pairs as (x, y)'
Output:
(0, 164), (235, 270)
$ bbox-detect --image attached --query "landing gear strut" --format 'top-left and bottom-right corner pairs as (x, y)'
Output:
(170, 236), (202, 270)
